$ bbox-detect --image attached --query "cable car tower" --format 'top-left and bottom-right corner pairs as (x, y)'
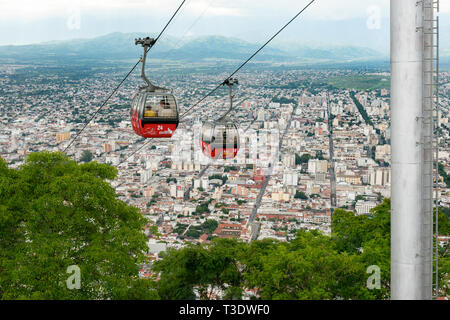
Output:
(391, 0), (440, 300)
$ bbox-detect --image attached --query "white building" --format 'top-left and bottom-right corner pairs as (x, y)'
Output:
(308, 159), (328, 175)
(355, 200), (377, 215)
(283, 171), (299, 186)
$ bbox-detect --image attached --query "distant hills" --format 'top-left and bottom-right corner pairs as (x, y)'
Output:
(0, 32), (387, 66)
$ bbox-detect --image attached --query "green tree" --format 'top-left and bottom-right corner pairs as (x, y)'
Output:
(195, 201), (210, 215)
(0, 152), (157, 299)
(294, 191), (308, 200)
(295, 153), (311, 165)
(350, 92), (374, 126)
(331, 199), (391, 298)
(438, 162), (450, 188)
(437, 208), (450, 235)
(438, 250), (450, 296)
(200, 219), (219, 235)
(331, 209), (371, 253)
(153, 228), (383, 300)
(79, 150), (93, 163)
(153, 239), (246, 300)
(241, 230), (373, 300)
(208, 174), (228, 185)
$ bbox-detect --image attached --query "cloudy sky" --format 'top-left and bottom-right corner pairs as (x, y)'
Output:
(0, 0), (449, 52)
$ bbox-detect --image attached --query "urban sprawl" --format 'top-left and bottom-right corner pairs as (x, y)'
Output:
(1, 65), (449, 279)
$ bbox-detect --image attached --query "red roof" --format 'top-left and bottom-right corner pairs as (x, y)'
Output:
(216, 223), (242, 229)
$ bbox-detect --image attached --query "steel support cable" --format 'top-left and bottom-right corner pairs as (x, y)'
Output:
(100, 1), (217, 168)
(179, 0), (317, 120)
(63, 62), (141, 153)
(175, 0), (215, 50)
(117, 138), (153, 168)
(63, 0), (187, 153)
(114, 139), (153, 189)
(101, 0), (316, 170)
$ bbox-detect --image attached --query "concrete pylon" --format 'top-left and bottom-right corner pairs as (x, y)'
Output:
(391, 0), (429, 300)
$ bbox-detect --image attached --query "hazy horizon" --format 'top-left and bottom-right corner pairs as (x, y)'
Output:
(0, 0), (439, 54)
(1, 1), (450, 56)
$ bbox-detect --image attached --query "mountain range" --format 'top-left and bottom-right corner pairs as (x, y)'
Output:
(0, 32), (387, 66)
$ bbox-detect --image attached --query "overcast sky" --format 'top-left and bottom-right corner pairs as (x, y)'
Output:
(0, 0), (449, 51)
(1, 0), (394, 22)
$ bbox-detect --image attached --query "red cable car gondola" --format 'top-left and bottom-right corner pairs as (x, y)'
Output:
(131, 37), (179, 138)
(200, 78), (240, 159)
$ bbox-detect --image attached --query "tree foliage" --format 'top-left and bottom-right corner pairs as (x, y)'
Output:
(153, 238), (246, 300)
(184, 220), (218, 239)
(153, 199), (446, 300)
(0, 152), (157, 299)
(241, 230), (373, 300)
(79, 150), (93, 163)
(438, 162), (450, 188)
(294, 191), (308, 200)
(331, 199), (391, 298)
(350, 92), (374, 126)
(295, 153), (311, 165)
(152, 221), (390, 300)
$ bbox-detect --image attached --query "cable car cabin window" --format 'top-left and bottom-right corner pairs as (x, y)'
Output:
(131, 95), (138, 117)
(201, 122), (214, 144)
(143, 94), (177, 121)
(138, 93), (146, 119)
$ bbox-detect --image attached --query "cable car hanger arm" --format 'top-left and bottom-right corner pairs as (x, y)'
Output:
(136, 37), (169, 92)
(218, 77), (238, 121)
